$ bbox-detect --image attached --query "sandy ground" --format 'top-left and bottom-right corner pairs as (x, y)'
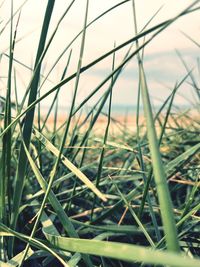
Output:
(37, 110), (199, 137)
(1, 109), (198, 136)
(37, 113), (143, 135)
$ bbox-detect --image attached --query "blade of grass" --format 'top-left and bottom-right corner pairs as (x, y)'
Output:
(43, 230), (200, 267)
(2, 6), (200, 139)
(20, 128), (92, 266)
(176, 49), (200, 100)
(110, 177), (155, 247)
(19, 2), (94, 265)
(138, 61), (180, 252)
(42, 50), (72, 132)
(166, 142), (200, 177)
(6, 248), (34, 267)
(0, 222), (68, 267)
(180, 176), (200, 218)
(132, 3), (200, 252)
(32, 128), (107, 202)
(0, 1), (19, 260)
(9, 1), (55, 258)
(90, 43), (115, 219)
(0, 0), (27, 36)
(40, 211), (81, 267)
(138, 71), (194, 219)
(38, 0), (132, 90)
(132, 0), (161, 242)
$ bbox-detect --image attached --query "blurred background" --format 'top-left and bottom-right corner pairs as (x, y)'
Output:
(0, 0), (199, 116)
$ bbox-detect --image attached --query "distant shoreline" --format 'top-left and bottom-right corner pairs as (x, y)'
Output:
(36, 108), (199, 136)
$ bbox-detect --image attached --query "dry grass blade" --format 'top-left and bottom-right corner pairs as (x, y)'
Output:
(32, 128), (107, 202)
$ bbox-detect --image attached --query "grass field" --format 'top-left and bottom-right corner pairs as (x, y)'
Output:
(0, 1), (200, 266)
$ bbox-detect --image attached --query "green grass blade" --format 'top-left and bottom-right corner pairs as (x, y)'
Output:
(20, 130), (93, 267)
(1, 5), (199, 140)
(165, 142), (200, 177)
(32, 128), (107, 201)
(111, 178), (155, 247)
(0, 1), (18, 260)
(131, 3), (200, 252)
(10, 1), (55, 234)
(90, 44), (115, 219)
(6, 248), (34, 267)
(132, 0), (162, 242)
(0, 222), (68, 267)
(93, 182), (142, 224)
(41, 49), (72, 132)
(44, 231), (200, 267)
(40, 211), (82, 267)
(138, 71), (193, 219)
(139, 63), (180, 251)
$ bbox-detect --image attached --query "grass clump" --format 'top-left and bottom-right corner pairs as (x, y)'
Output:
(0, 1), (200, 266)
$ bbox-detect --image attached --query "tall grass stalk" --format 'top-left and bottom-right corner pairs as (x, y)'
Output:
(132, 0), (161, 242)
(138, 62), (180, 252)
(0, 1), (199, 266)
(0, 0), (14, 261)
(132, 0), (200, 252)
(9, 0), (55, 254)
(1, 5), (199, 139)
(18, 1), (92, 266)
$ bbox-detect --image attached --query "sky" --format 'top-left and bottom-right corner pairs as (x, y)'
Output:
(0, 0), (200, 113)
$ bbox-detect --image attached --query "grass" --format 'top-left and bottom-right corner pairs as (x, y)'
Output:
(0, 0), (200, 266)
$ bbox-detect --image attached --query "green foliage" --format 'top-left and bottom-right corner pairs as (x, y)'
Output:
(0, 1), (200, 266)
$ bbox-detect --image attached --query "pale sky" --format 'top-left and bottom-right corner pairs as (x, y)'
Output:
(0, 0), (200, 111)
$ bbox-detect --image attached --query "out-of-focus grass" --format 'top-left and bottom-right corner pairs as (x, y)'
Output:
(0, 1), (200, 266)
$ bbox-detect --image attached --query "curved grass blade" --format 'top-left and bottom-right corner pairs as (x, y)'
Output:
(20, 130), (92, 266)
(6, 248), (34, 267)
(0, 222), (68, 267)
(10, 7), (198, 131)
(165, 142), (200, 177)
(32, 128), (107, 202)
(111, 178), (155, 247)
(130, 1), (200, 252)
(43, 231), (200, 267)
(0, 0), (28, 36)
(10, 1), (55, 235)
(38, 208), (76, 266)
(2, 7), (200, 139)
(17, 4), (93, 264)
(93, 182), (142, 224)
